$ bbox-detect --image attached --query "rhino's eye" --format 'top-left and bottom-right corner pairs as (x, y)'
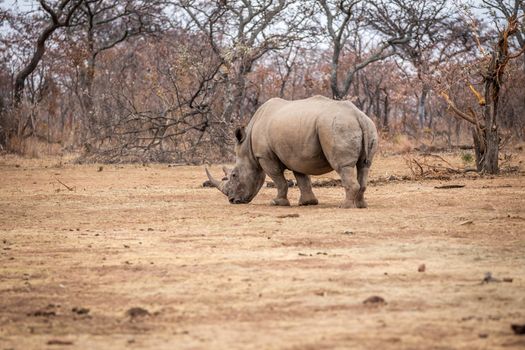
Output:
(231, 173), (237, 178)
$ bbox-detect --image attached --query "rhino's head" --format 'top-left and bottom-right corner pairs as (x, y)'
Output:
(206, 126), (265, 204)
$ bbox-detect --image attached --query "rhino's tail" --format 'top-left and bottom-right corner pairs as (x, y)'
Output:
(356, 113), (378, 167)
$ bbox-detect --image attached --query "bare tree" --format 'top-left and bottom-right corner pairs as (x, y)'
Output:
(69, 0), (165, 143)
(178, 0), (312, 125)
(369, 0), (477, 129)
(13, 0), (84, 106)
(441, 15), (525, 173)
(317, 0), (411, 100)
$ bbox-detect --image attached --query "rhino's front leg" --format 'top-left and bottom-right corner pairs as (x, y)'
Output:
(293, 171), (318, 206)
(259, 159), (290, 206)
(337, 165), (360, 209)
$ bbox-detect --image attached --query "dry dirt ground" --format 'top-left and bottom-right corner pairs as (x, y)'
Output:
(0, 152), (524, 350)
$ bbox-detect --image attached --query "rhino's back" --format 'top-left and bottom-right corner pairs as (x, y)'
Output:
(251, 96), (365, 174)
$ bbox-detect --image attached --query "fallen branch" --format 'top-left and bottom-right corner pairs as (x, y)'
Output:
(55, 177), (74, 191)
(404, 154), (471, 179)
(435, 184), (465, 189)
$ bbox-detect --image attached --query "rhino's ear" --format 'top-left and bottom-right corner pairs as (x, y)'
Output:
(234, 126), (246, 144)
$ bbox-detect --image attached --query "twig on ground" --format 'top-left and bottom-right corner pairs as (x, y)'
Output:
(435, 184), (465, 189)
(55, 177), (74, 191)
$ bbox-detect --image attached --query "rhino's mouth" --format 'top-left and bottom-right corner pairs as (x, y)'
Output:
(229, 197), (249, 204)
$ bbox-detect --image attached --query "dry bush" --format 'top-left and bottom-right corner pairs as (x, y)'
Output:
(404, 153), (470, 179)
(7, 135), (62, 158)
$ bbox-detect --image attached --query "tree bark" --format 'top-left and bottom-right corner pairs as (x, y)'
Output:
(417, 86), (428, 129)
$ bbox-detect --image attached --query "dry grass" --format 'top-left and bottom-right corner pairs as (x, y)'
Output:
(0, 152), (524, 349)
(6, 136), (63, 159)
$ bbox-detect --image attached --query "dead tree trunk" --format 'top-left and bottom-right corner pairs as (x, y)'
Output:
(441, 15), (524, 174)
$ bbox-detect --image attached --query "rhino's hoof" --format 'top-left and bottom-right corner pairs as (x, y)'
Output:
(270, 198), (290, 206)
(356, 199), (368, 208)
(339, 200), (356, 209)
(299, 198), (318, 206)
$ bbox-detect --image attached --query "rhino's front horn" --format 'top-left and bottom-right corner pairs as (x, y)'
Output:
(205, 167), (227, 196)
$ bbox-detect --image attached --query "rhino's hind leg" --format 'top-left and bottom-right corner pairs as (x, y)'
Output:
(260, 159), (290, 206)
(337, 165), (360, 208)
(294, 171), (318, 206)
(356, 164), (369, 208)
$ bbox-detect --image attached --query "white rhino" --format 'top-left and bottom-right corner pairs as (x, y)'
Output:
(206, 95), (378, 208)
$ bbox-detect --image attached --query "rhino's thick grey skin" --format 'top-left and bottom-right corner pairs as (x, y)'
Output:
(206, 95), (379, 208)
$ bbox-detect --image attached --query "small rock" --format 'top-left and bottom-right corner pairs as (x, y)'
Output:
(202, 180), (214, 187)
(97, 166), (103, 172)
(363, 296), (386, 305)
(511, 324), (525, 335)
(478, 333), (488, 339)
(503, 277), (513, 283)
(418, 264), (426, 272)
(342, 230), (353, 235)
(482, 272), (501, 283)
(72, 307), (90, 315)
(126, 307), (150, 318)
(147, 228), (154, 231)
(28, 309), (56, 317)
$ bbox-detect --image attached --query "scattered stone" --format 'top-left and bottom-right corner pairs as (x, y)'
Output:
(97, 166), (103, 172)
(418, 264), (426, 272)
(71, 307), (90, 315)
(482, 272), (501, 284)
(459, 220), (474, 226)
(342, 230), (354, 235)
(511, 324), (525, 335)
(478, 333), (488, 339)
(28, 306), (57, 317)
(503, 278), (513, 283)
(126, 307), (150, 318)
(202, 180), (214, 188)
(363, 296), (386, 305)
(147, 228), (154, 231)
